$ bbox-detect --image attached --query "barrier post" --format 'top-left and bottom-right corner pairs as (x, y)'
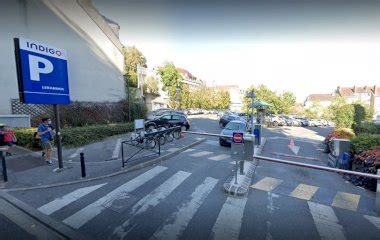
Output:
(1, 150), (7, 182)
(80, 152), (86, 178)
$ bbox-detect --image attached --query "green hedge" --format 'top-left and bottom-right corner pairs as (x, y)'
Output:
(355, 122), (380, 135)
(350, 134), (380, 155)
(14, 123), (134, 149)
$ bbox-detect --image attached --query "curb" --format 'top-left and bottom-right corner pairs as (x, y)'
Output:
(223, 138), (267, 197)
(223, 160), (258, 196)
(4, 138), (206, 192)
(0, 191), (88, 240)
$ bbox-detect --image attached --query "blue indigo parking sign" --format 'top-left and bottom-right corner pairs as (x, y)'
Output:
(14, 37), (70, 104)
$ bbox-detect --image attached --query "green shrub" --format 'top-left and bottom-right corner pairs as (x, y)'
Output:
(350, 134), (380, 154)
(14, 123), (134, 149)
(355, 122), (380, 135)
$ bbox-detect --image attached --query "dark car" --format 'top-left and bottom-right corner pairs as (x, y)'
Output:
(145, 113), (190, 130)
(146, 108), (184, 120)
(219, 114), (242, 128)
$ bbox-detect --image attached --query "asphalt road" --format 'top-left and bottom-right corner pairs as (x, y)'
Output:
(5, 114), (380, 240)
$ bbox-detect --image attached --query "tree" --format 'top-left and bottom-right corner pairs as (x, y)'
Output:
(278, 91), (296, 114)
(122, 46), (147, 87)
(305, 103), (322, 119)
(218, 90), (231, 110)
(157, 62), (183, 108)
(243, 85), (295, 114)
(143, 76), (159, 95)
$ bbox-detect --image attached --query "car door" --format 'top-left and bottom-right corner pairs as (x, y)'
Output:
(158, 114), (171, 127)
(170, 114), (181, 126)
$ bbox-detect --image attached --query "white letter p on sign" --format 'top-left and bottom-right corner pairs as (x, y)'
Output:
(28, 55), (53, 81)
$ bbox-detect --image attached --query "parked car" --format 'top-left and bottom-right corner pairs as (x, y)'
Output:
(269, 115), (285, 127)
(219, 114), (241, 128)
(145, 113), (190, 130)
(298, 118), (310, 127)
(218, 110), (232, 119)
(283, 116), (301, 126)
(308, 119), (322, 127)
(146, 108), (184, 120)
(219, 120), (247, 147)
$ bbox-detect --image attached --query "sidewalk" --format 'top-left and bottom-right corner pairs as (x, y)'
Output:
(0, 134), (205, 190)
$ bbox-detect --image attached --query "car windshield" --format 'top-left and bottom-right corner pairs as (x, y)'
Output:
(225, 122), (245, 131)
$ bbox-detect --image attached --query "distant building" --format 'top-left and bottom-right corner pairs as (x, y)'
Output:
(214, 85), (244, 112)
(304, 94), (335, 108)
(305, 85), (380, 120)
(0, 0), (125, 116)
(177, 68), (204, 91)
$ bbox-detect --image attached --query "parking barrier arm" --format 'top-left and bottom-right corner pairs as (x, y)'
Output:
(182, 131), (254, 141)
(254, 155), (380, 180)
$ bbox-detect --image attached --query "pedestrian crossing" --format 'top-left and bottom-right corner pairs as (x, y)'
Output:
(251, 176), (363, 212)
(32, 166), (379, 239)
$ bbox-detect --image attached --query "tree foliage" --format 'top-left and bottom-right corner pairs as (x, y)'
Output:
(157, 62), (183, 107)
(179, 86), (230, 110)
(143, 76), (159, 95)
(122, 46), (147, 87)
(243, 85), (296, 114)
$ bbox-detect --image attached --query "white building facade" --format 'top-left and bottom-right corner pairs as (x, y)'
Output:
(0, 0), (125, 115)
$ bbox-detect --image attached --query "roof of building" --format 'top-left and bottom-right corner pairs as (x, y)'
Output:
(337, 85), (380, 97)
(214, 85), (240, 90)
(306, 94), (334, 102)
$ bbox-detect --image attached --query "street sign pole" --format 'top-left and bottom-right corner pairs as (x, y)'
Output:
(54, 104), (63, 169)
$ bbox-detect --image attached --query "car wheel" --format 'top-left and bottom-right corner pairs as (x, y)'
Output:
(273, 121), (278, 127)
(219, 139), (225, 146)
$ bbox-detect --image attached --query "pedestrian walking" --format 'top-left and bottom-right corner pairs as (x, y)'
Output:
(38, 118), (55, 165)
(0, 125), (17, 156)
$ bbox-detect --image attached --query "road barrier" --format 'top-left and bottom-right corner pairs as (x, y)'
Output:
(254, 155), (380, 180)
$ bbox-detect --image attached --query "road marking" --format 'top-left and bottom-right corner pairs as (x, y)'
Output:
(0, 199), (62, 240)
(38, 183), (106, 215)
(270, 152), (320, 161)
(151, 177), (218, 240)
(112, 138), (122, 159)
(190, 151), (213, 157)
(112, 171), (191, 239)
(290, 184), (319, 200)
(63, 165), (167, 229)
(205, 140), (219, 146)
(331, 192), (360, 211)
(211, 196), (248, 240)
(167, 147), (180, 152)
(308, 201), (346, 240)
(208, 154), (230, 161)
(183, 148), (195, 153)
(250, 177), (283, 192)
(364, 215), (380, 229)
(69, 147), (84, 159)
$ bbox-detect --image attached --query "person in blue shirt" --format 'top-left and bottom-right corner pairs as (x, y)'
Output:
(38, 118), (55, 165)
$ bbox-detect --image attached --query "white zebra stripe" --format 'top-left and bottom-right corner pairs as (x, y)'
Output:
(112, 171), (192, 239)
(151, 177), (218, 240)
(211, 196), (248, 240)
(308, 201), (346, 240)
(38, 183), (106, 215)
(63, 166), (167, 229)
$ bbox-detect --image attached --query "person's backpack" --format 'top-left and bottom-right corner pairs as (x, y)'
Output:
(33, 132), (41, 140)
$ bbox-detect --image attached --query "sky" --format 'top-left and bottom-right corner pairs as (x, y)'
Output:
(93, 0), (380, 102)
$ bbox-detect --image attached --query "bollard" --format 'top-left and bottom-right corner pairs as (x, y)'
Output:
(239, 160), (244, 175)
(376, 169), (380, 214)
(80, 152), (86, 178)
(1, 151), (7, 182)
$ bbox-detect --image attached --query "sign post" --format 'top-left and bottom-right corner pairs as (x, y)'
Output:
(14, 37), (70, 169)
(232, 132), (244, 184)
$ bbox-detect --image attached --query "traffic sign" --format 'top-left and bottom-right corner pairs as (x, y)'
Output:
(232, 132), (244, 144)
(14, 37), (70, 104)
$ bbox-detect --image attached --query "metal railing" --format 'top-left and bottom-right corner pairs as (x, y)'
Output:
(182, 130), (380, 180)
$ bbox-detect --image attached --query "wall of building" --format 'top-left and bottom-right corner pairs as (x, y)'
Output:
(0, 0), (125, 115)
